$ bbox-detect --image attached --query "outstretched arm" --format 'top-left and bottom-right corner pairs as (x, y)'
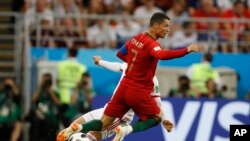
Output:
(150, 44), (199, 60)
(93, 56), (123, 72)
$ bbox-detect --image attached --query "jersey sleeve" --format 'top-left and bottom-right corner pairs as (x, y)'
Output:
(98, 60), (123, 72)
(120, 63), (128, 72)
(117, 43), (129, 62)
(150, 45), (189, 60)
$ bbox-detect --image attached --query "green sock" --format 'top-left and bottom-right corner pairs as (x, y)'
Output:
(81, 119), (103, 133)
(132, 117), (161, 133)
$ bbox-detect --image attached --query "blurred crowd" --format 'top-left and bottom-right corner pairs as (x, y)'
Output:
(0, 49), (95, 141)
(1, 0), (250, 139)
(14, 0), (250, 53)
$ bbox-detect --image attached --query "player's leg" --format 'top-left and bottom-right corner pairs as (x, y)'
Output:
(101, 83), (131, 130)
(57, 108), (104, 141)
(94, 110), (132, 140)
(63, 108), (122, 141)
(99, 117), (125, 140)
(79, 114), (115, 136)
(81, 102), (128, 133)
(113, 115), (161, 140)
(57, 109), (125, 141)
(56, 119), (84, 141)
(82, 110), (125, 140)
(75, 111), (119, 141)
(83, 115), (116, 141)
(126, 88), (162, 132)
(72, 116), (85, 124)
(113, 88), (162, 141)
(82, 84), (130, 140)
(81, 115), (125, 141)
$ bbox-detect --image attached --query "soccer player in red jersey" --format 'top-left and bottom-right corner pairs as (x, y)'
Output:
(57, 12), (199, 141)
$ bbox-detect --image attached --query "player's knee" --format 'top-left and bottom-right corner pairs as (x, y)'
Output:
(152, 115), (162, 123)
(100, 115), (115, 130)
(96, 120), (103, 128)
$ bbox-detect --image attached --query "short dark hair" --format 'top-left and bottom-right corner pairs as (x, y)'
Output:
(68, 48), (78, 57)
(233, 0), (244, 6)
(149, 12), (170, 27)
(203, 52), (213, 62)
(82, 72), (90, 78)
(178, 75), (189, 82)
(43, 73), (52, 78)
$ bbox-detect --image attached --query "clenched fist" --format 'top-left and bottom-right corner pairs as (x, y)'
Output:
(187, 44), (199, 53)
(93, 56), (102, 65)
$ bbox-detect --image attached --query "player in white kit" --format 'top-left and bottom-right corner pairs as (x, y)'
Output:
(57, 56), (169, 141)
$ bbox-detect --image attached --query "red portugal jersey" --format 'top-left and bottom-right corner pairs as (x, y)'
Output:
(117, 33), (189, 92)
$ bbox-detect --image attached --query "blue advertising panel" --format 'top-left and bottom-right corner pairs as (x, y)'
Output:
(31, 48), (250, 98)
(92, 96), (250, 141)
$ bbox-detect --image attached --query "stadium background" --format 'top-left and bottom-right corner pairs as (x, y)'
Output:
(0, 0), (250, 141)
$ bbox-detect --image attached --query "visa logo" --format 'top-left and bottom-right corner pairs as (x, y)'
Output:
(161, 100), (250, 141)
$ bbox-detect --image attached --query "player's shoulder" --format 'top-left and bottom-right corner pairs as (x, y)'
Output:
(134, 33), (152, 40)
(126, 33), (143, 44)
(143, 34), (160, 47)
(139, 33), (160, 46)
(150, 41), (161, 48)
(131, 33), (146, 42)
